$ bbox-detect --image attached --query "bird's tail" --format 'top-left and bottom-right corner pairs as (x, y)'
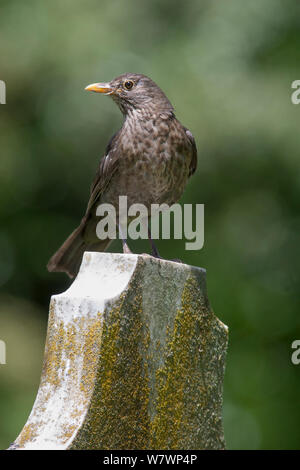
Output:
(47, 219), (111, 278)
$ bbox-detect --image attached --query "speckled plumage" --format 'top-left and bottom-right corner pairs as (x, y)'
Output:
(47, 73), (197, 277)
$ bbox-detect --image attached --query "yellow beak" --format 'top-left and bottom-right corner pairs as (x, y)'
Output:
(85, 83), (113, 94)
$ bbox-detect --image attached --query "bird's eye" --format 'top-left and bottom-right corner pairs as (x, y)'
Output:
(124, 80), (134, 90)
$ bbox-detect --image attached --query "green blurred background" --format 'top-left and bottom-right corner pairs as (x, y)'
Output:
(1, 0), (300, 449)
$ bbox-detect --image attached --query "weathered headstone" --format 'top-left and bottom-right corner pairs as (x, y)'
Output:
(10, 252), (228, 450)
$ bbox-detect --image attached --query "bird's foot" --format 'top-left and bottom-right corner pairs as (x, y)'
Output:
(141, 252), (182, 263)
(151, 249), (162, 259)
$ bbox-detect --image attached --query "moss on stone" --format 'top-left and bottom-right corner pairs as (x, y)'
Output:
(71, 280), (151, 450)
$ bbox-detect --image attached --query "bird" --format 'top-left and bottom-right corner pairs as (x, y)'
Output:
(47, 73), (197, 278)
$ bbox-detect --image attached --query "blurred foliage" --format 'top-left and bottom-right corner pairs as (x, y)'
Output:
(0, 0), (300, 449)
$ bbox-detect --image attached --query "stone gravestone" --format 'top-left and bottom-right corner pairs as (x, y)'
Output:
(10, 252), (228, 450)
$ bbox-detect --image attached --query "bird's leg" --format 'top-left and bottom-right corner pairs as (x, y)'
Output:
(147, 227), (162, 258)
(119, 224), (132, 254)
(147, 227), (182, 263)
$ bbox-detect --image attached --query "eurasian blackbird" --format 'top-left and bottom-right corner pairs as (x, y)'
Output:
(47, 73), (197, 278)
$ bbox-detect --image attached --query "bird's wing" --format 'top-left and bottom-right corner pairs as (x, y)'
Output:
(85, 130), (121, 216)
(185, 129), (197, 176)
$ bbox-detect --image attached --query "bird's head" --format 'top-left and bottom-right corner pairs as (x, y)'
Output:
(85, 73), (174, 117)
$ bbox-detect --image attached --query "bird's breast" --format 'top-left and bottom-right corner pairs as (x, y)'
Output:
(102, 117), (192, 209)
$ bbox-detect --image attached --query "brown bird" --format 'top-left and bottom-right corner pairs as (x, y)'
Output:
(47, 73), (197, 278)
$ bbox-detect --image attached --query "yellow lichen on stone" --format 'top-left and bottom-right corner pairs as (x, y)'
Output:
(150, 275), (216, 449)
(59, 423), (78, 445)
(17, 423), (39, 448)
(42, 306), (65, 388)
(79, 313), (103, 398)
(71, 285), (151, 450)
